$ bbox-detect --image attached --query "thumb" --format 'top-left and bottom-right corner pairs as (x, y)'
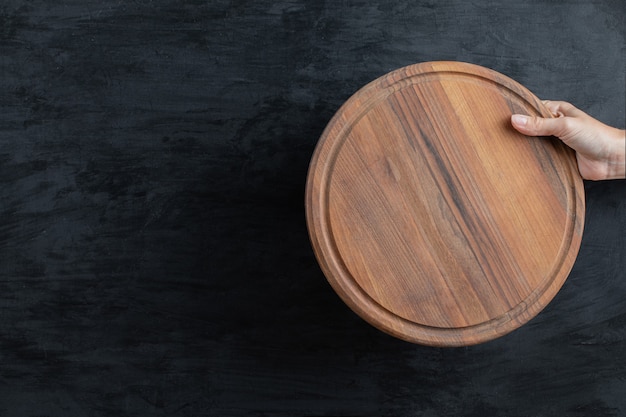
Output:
(511, 114), (567, 138)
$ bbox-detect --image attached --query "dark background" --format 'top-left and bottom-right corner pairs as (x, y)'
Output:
(1, 0), (625, 416)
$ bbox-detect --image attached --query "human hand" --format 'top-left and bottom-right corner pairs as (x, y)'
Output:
(511, 100), (626, 181)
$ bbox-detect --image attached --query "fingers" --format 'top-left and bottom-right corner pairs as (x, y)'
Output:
(510, 113), (570, 137)
(511, 100), (625, 180)
(511, 99), (587, 139)
(541, 100), (585, 118)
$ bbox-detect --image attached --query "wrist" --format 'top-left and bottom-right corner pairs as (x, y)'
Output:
(605, 128), (626, 180)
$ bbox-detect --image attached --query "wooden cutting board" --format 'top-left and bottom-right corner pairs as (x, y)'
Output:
(305, 61), (585, 347)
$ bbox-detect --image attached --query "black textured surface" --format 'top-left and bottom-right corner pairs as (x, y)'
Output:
(1, 1), (625, 416)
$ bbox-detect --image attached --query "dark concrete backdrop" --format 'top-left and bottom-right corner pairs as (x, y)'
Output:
(1, 1), (625, 416)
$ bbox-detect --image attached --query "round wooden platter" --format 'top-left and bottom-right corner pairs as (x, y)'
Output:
(306, 61), (585, 347)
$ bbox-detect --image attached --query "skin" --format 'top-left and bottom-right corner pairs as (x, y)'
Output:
(511, 100), (626, 181)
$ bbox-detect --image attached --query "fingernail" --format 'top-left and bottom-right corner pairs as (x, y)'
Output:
(511, 114), (528, 126)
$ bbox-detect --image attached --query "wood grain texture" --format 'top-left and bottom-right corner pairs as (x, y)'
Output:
(1, 1), (625, 415)
(306, 61), (585, 346)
